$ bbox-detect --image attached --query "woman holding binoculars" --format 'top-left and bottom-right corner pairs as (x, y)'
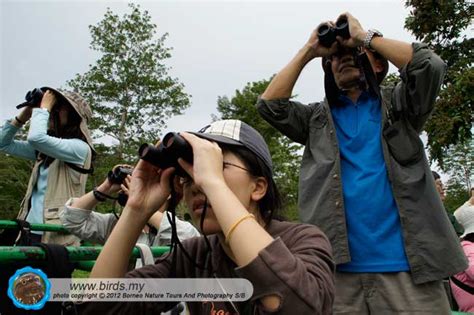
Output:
(81, 119), (335, 315)
(0, 88), (94, 245)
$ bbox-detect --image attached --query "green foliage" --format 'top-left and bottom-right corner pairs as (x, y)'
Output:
(382, 73), (401, 86)
(68, 3), (190, 159)
(0, 153), (33, 219)
(445, 181), (470, 213)
(404, 0), (473, 166)
(215, 78), (302, 221)
(425, 68), (474, 166)
(72, 269), (90, 278)
(443, 139), (473, 186)
(443, 139), (473, 213)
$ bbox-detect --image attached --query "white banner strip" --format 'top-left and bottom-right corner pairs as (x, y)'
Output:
(48, 278), (253, 302)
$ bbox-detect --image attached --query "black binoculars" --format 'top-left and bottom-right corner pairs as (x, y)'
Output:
(107, 166), (134, 185)
(16, 88), (44, 109)
(139, 132), (193, 177)
(105, 166), (133, 207)
(318, 16), (350, 48)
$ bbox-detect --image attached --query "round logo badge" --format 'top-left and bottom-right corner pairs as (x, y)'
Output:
(7, 266), (51, 310)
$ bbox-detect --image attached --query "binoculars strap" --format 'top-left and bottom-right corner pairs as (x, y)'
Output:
(356, 51), (382, 101)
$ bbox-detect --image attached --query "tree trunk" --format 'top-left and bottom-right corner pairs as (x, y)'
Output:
(118, 104), (128, 160)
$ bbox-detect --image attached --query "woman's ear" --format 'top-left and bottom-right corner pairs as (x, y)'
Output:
(251, 177), (268, 202)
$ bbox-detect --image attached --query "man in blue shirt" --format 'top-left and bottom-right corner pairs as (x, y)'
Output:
(257, 12), (466, 314)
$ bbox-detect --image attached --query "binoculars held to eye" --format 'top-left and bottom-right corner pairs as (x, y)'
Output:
(139, 132), (193, 177)
(106, 166), (134, 207)
(16, 88), (44, 109)
(318, 16), (350, 48)
(108, 166), (134, 185)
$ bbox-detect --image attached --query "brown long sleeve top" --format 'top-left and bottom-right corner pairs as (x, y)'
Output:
(80, 219), (335, 314)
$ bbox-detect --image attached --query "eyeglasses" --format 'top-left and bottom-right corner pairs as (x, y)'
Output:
(179, 161), (251, 185)
(223, 161), (251, 173)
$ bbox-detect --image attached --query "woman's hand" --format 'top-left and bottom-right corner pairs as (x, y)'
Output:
(123, 152), (175, 218)
(16, 106), (33, 125)
(40, 90), (57, 112)
(178, 132), (226, 191)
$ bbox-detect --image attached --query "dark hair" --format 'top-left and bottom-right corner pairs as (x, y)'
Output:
(431, 170), (441, 180)
(464, 233), (474, 243)
(41, 101), (86, 167)
(48, 100), (85, 141)
(220, 144), (282, 224)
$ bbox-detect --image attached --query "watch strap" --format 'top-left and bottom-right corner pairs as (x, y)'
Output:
(364, 29), (383, 50)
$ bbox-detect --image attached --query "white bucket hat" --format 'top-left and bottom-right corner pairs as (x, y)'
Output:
(454, 202), (474, 238)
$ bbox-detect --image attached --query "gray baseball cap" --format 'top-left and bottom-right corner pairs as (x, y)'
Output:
(191, 119), (273, 173)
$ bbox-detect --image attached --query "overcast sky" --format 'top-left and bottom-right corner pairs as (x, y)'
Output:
(0, 0), (414, 129)
(4, 1), (451, 175)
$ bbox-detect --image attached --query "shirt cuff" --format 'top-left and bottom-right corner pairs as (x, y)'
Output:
(234, 237), (290, 302)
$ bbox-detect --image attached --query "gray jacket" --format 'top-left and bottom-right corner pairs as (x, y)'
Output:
(257, 43), (467, 284)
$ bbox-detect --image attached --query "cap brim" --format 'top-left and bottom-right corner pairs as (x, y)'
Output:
(189, 132), (244, 148)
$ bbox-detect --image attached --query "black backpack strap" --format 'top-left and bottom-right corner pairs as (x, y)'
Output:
(36, 243), (75, 277)
(450, 276), (474, 295)
(13, 219), (32, 246)
(65, 162), (94, 174)
(35, 243), (76, 315)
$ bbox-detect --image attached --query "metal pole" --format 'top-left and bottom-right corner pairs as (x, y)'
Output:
(0, 246), (170, 264)
(0, 220), (69, 233)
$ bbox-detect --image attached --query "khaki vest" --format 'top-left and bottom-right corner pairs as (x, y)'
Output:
(17, 147), (92, 245)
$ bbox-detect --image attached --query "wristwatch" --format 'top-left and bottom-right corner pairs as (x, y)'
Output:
(363, 29), (383, 50)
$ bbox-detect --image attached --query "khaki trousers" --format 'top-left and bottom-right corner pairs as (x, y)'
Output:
(333, 272), (451, 315)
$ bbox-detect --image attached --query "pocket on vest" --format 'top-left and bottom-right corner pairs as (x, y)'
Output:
(44, 207), (60, 224)
(67, 165), (82, 185)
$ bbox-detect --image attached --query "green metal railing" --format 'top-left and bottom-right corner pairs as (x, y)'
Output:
(0, 220), (170, 271)
(0, 246), (170, 264)
(0, 220), (69, 233)
(0, 246), (170, 271)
